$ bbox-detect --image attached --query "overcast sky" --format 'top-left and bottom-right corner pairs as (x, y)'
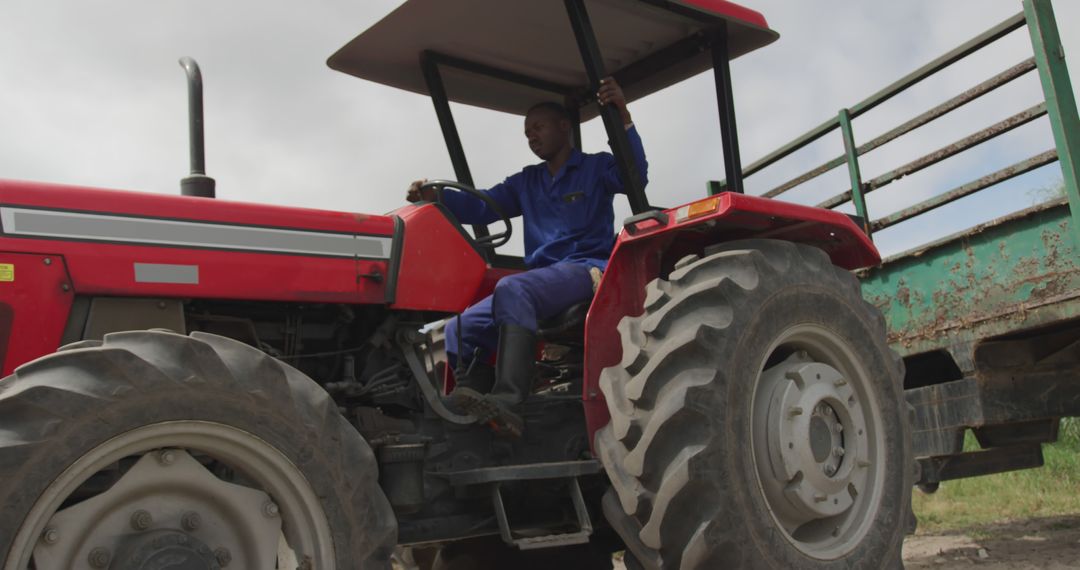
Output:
(1, 1), (1076, 257)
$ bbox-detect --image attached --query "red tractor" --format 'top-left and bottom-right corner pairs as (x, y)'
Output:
(0, 1), (911, 568)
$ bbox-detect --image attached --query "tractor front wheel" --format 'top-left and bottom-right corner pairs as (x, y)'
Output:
(0, 330), (396, 570)
(596, 240), (911, 569)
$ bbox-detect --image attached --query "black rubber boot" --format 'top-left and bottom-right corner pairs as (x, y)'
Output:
(447, 362), (494, 416)
(452, 361), (495, 393)
(456, 324), (536, 436)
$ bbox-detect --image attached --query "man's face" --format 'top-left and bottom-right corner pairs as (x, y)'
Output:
(524, 108), (570, 161)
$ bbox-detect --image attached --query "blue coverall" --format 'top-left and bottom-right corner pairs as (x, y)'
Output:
(442, 126), (648, 366)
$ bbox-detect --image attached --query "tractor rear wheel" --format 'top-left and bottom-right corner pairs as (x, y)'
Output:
(0, 330), (396, 570)
(596, 240), (911, 569)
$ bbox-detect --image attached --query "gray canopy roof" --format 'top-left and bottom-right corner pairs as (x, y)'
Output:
(328, 0), (777, 120)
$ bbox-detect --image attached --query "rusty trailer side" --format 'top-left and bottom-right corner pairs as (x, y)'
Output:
(861, 199), (1078, 483)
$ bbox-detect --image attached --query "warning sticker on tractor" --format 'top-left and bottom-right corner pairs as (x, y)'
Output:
(0, 264), (12, 282)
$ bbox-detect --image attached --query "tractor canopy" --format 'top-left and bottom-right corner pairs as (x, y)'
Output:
(328, 0), (777, 120)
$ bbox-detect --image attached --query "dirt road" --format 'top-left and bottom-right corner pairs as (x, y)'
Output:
(400, 515), (1080, 568)
(903, 515), (1080, 569)
(605, 515), (1080, 568)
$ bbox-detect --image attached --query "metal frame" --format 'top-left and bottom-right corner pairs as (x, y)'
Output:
(712, 12), (1028, 191)
(1026, 0), (1080, 240)
(415, 0), (751, 217)
(420, 51), (488, 240)
(838, 108), (868, 233)
(420, 52), (474, 188)
(563, 0), (650, 213)
(711, 24), (744, 194)
(708, 0), (1080, 247)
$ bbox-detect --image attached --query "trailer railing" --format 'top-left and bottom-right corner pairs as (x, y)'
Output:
(709, 0), (1080, 248)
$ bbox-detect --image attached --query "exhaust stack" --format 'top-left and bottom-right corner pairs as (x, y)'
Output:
(179, 57), (215, 198)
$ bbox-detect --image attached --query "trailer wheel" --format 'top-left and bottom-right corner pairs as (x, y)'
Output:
(596, 240), (911, 569)
(0, 330), (396, 570)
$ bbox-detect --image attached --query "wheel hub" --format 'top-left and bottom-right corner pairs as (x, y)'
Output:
(113, 529), (220, 570)
(807, 413), (836, 464)
(32, 449), (281, 570)
(755, 352), (871, 528)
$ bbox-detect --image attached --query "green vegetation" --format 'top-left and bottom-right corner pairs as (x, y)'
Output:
(912, 417), (1080, 534)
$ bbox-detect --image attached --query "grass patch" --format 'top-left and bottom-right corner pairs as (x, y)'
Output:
(912, 418), (1080, 534)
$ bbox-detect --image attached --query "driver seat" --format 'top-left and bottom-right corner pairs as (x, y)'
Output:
(537, 300), (591, 344)
(532, 300), (590, 394)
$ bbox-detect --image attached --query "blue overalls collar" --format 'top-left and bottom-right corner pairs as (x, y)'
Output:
(565, 148), (585, 168)
(547, 148), (585, 185)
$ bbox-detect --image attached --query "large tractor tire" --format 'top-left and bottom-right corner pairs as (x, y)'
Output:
(596, 240), (911, 569)
(0, 330), (396, 569)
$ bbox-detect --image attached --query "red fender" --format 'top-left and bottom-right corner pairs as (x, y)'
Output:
(582, 192), (880, 444)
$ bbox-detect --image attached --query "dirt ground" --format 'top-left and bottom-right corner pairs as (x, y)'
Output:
(902, 515), (1080, 569)
(402, 515), (1080, 569)
(605, 515), (1080, 569)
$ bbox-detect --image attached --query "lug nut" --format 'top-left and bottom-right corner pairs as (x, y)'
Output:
(215, 547), (233, 567)
(833, 447), (845, 458)
(131, 509), (153, 531)
(262, 501), (280, 518)
(88, 547), (112, 568)
(158, 450), (176, 466)
(41, 526), (59, 545)
(824, 464), (837, 476)
(181, 511), (202, 531)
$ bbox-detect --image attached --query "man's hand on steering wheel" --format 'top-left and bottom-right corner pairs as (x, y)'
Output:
(410, 179), (513, 248)
(406, 178), (438, 202)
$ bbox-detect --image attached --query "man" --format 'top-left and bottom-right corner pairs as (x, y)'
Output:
(407, 77), (647, 436)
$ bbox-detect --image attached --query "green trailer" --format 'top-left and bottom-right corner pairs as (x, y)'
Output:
(711, 0), (1080, 490)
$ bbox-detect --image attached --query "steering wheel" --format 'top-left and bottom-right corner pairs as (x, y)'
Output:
(420, 179), (513, 248)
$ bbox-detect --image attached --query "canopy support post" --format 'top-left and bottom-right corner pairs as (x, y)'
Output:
(711, 25), (744, 194)
(420, 51), (489, 240)
(563, 0), (650, 214)
(565, 97), (583, 150)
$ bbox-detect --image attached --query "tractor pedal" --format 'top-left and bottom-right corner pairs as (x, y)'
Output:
(491, 477), (593, 550)
(534, 380), (572, 395)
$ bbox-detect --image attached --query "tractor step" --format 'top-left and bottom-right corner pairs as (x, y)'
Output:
(513, 530), (593, 549)
(436, 459), (602, 486)
(491, 476), (594, 550)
